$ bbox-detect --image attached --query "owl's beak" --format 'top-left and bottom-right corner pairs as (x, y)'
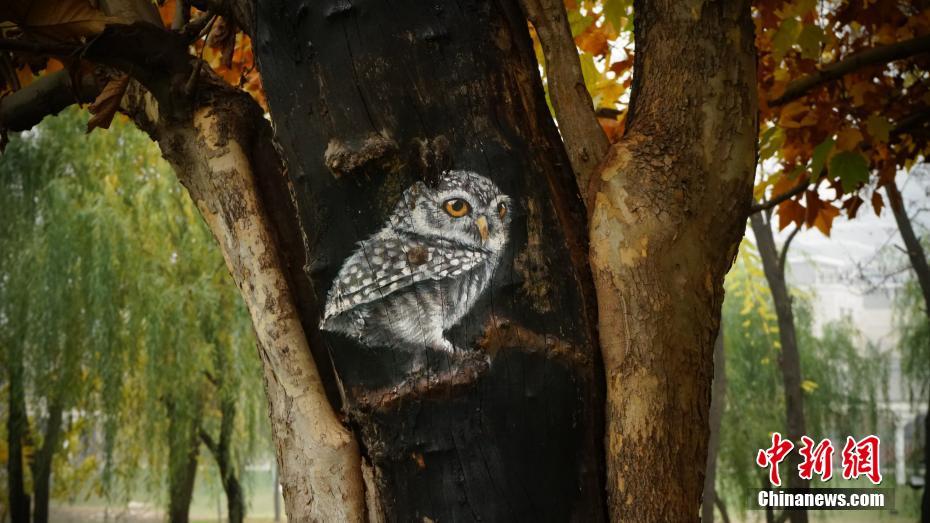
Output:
(476, 215), (489, 244)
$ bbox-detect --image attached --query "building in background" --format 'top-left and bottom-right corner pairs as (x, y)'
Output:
(783, 173), (928, 488)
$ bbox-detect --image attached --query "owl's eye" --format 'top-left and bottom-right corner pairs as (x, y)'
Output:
(443, 198), (471, 218)
(497, 202), (507, 220)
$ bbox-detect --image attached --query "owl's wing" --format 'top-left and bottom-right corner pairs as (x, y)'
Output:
(322, 232), (488, 320)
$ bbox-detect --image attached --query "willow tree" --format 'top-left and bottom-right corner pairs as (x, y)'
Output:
(0, 0), (757, 520)
(0, 109), (266, 523)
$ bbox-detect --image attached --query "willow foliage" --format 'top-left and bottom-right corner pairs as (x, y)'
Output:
(716, 241), (883, 509)
(0, 109), (266, 507)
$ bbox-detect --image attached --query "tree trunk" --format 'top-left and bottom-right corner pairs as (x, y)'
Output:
(201, 391), (245, 523)
(885, 180), (930, 523)
(750, 213), (809, 523)
(6, 351), (31, 523)
(253, 0), (604, 520)
(703, 330), (726, 522)
(166, 402), (201, 523)
(31, 397), (64, 523)
(589, 1), (758, 520)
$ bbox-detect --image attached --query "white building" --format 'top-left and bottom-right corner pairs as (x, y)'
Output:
(776, 173), (928, 487)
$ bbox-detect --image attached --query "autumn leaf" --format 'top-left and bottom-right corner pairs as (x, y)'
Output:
(87, 74), (129, 132)
(812, 205), (840, 236)
(0, 0), (120, 41)
(575, 25), (610, 57)
(778, 198), (805, 231)
(871, 191), (884, 216)
(835, 127), (863, 151)
(865, 114), (892, 143)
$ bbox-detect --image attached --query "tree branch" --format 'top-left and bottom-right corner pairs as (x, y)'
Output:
(770, 34), (930, 106)
(779, 224), (801, 277)
(519, 0), (609, 204)
(750, 176), (810, 214)
(0, 69), (99, 132)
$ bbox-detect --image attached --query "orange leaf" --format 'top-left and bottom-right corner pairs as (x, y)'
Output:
(813, 205), (840, 236)
(804, 190), (821, 228)
(777, 199), (805, 231)
(87, 74), (129, 132)
(575, 25), (610, 57)
(835, 127), (863, 151)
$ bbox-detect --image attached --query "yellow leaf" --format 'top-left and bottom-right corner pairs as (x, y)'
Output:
(801, 379), (819, 393)
(835, 127), (863, 151)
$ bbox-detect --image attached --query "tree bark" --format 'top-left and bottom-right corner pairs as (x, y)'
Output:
(31, 397), (64, 523)
(750, 213), (809, 523)
(6, 350), (31, 523)
(166, 401), (200, 523)
(885, 180), (930, 523)
(589, 1), (757, 520)
(138, 82), (368, 522)
(254, 0), (604, 520)
(703, 330), (726, 522)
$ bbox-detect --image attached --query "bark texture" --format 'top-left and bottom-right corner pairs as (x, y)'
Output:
(254, 0), (604, 520)
(589, 2), (757, 520)
(703, 330), (726, 523)
(140, 85), (368, 522)
(885, 180), (930, 523)
(749, 213), (808, 523)
(520, 0), (609, 194)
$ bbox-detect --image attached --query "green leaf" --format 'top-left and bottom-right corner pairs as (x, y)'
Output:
(797, 24), (824, 60)
(772, 18), (801, 61)
(568, 10), (595, 37)
(603, 0), (629, 32)
(829, 151), (870, 192)
(810, 137), (834, 178)
(759, 126), (784, 160)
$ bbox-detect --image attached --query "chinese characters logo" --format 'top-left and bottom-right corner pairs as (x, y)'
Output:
(756, 432), (882, 486)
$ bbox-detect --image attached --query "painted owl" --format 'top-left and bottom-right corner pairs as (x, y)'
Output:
(320, 170), (511, 353)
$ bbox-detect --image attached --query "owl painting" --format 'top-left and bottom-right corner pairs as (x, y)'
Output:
(320, 170), (511, 353)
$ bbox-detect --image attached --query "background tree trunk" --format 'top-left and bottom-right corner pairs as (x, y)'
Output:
(31, 397), (64, 523)
(589, 1), (757, 519)
(6, 350), (30, 523)
(750, 213), (809, 523)
(885, 180), (930, 523)
(253, 0), (604, 520)
(703, 330), (726, 522)
(166, 406), (200, 523)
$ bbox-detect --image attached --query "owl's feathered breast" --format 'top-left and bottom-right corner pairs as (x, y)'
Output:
(322, 228), (491, 321)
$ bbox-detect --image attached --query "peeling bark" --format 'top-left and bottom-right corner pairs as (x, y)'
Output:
(119, 78), (367, 521)
(589, 1), (757, 520)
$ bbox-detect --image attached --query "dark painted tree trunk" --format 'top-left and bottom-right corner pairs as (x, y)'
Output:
(253, 0), (604, 520)
(750, 213), (809, 523)
(6, 351), (31, 523)
(31, 397), (64, 523)
(885, 180), (930, 523)
(703, 330), (726, 522)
